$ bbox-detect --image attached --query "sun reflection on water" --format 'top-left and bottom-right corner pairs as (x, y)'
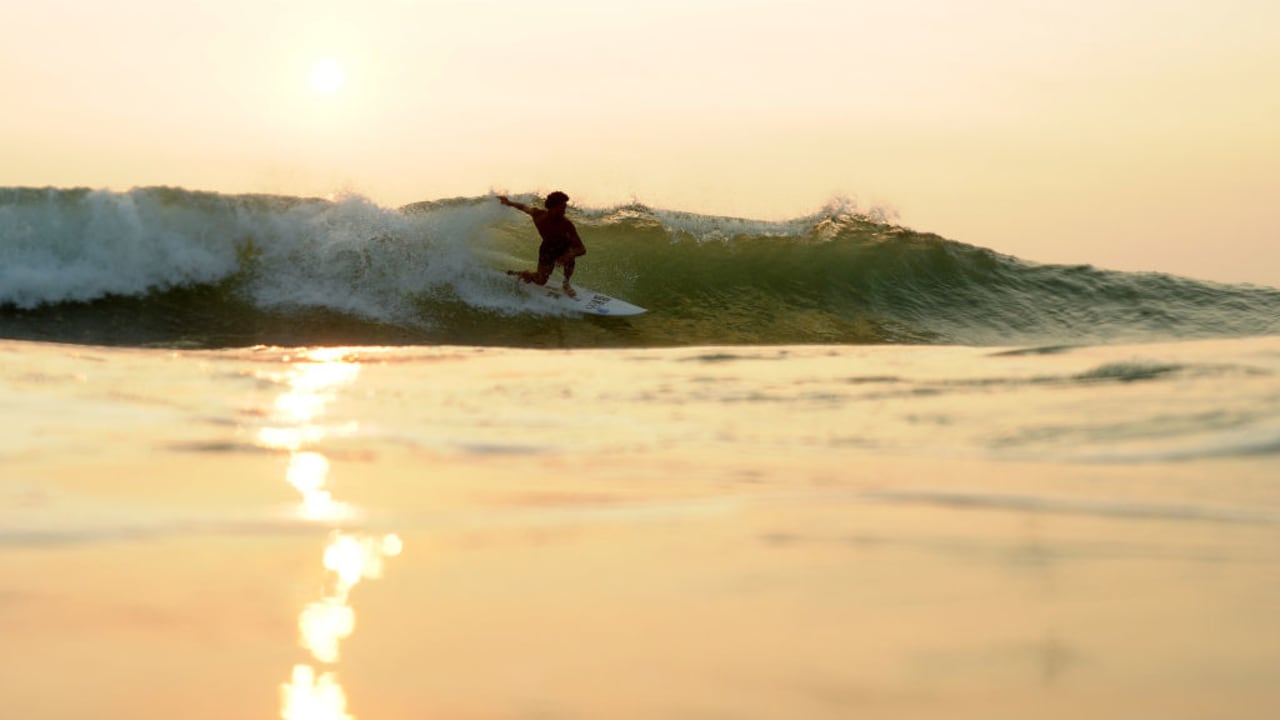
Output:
(258, 349), (401, 720)
(281, 665), (350, 720)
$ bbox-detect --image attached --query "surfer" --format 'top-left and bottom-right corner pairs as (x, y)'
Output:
(498, 191), (586, 298)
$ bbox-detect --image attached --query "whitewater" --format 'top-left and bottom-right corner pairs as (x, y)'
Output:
(3, 186), (1277, 348)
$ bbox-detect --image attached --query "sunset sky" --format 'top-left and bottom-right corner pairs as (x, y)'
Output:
(3, 0), (1277, 286)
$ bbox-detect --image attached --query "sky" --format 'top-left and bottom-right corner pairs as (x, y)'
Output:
(3, 0), (1278, 286)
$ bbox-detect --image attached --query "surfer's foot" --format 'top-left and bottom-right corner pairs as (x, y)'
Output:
(562, 283), (577, 298)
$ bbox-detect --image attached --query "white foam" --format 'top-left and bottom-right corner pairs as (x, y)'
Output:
(0, 189), (241, 308)
(0, 188), (558, 322)
(643, 195), (895, 243)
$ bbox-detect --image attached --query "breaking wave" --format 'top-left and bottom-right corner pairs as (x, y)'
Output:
(2, 186), (1278, 348)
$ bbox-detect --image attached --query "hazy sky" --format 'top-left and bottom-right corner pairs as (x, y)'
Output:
(3, 0), (1278, 286)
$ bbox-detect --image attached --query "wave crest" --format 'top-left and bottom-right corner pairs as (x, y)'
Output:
(2, 186), (1278, 348)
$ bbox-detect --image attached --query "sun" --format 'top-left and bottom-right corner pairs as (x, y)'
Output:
(308, 59), (346, 94)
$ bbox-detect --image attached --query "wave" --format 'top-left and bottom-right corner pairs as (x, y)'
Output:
(2, 186), (1278, 348)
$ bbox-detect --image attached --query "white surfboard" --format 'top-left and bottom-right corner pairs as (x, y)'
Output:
(506, 271), (647, 316)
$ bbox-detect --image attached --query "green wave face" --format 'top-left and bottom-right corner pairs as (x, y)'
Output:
(2, 187), (1278, 348)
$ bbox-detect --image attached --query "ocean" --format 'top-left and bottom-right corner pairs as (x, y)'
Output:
(3, 186), (1278, 348)
(2, 186), (1279, 719)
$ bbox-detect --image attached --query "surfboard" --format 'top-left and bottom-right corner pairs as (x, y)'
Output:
(506, 271), (647, 316)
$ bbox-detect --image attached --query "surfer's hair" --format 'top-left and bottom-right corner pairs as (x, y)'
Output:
(545, 191), (569, 208)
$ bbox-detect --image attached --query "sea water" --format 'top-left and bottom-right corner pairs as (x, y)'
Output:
(2, 188), (1279, 719)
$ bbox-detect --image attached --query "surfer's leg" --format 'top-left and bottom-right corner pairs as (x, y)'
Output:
(532, 259), (553, 286)
(530, 246), (559, 286)
(560, 258), (577, 297)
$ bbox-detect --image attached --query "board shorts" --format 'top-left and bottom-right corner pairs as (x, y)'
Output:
(538, 240), (572, 271)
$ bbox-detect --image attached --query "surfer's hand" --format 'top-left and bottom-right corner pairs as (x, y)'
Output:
(497, 195), (510, 206)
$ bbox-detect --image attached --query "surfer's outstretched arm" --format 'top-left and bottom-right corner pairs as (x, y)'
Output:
(498, 195), (536, 217)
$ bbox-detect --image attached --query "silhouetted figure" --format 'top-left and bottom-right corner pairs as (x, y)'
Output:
(498, 191), (586, 297)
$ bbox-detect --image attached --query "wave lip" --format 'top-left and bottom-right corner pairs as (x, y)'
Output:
(3, 187), (1279, 349)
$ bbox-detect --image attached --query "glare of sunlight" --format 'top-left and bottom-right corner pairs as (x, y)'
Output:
(381, 534), (404, 557)
(296, 532), (404, 664)
(324, 532), (405, 597)
(271, 359), (361, 426)
(309, 59), (346, 94)
(293, 358), (361, 391)
(254, 353), (362, 517)
(299, 599), (356, 664)
(305, 348), (358, 363)
(287, 451), (343, 520)
(287, 451), (329, 495)
(281, 664), (351, 720)
(275, 391), (332, 427)
(264, 349), (403, 720)
(325, 534), (371, 589)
